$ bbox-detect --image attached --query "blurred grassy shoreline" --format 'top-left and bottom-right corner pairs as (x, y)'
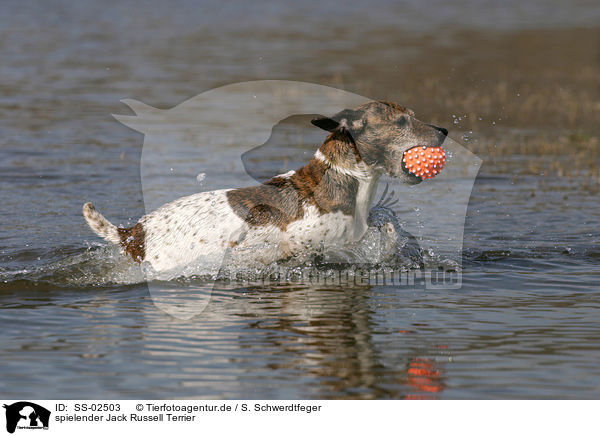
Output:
(313, 27), (599, 179)
(1, 13), (597, 180)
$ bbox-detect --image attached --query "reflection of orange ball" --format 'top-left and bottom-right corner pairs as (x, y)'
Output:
(403, 146), (446, 180)
(407, 358), (445, 394)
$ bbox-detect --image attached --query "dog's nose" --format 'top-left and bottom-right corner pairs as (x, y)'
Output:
(426, 124), (448, 136)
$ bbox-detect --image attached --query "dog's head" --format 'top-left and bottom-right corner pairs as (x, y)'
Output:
(312, 101), (447, 184)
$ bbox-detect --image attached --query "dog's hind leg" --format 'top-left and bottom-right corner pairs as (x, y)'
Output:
(82, 202), (121, 244)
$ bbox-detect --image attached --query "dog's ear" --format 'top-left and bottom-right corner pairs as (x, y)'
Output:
(312, 109), (358, 131)
(311, 116), (339, 132)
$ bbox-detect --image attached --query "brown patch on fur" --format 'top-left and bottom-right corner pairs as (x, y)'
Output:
(227, 183), (303, 230)
(319, 129), (363, 164)
(227, 131), (360, 230)
(118, 222), (146, 262)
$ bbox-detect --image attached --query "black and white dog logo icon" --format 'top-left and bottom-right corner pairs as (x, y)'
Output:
(3, 402), (50, 434)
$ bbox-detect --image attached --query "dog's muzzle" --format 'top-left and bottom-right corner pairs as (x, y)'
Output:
(402, 146), (446, 180)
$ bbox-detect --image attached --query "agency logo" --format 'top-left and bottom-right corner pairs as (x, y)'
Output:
(109, 81), (481, 319)
(3, 402), (50, 434)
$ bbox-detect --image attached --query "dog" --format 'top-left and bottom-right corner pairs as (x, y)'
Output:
(83, 101), (447, 273)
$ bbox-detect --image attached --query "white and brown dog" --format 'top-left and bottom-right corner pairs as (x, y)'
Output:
(83, 101), (447, 273)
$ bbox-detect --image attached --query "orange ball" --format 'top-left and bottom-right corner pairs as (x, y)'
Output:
(402, 146), (446, 180)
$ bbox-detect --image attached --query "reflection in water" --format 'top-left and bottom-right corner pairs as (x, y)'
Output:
(2, 267), (599, 398)
(405, 357), (446, 399)
(224, 285), (448, 399)
(241, 286), (383, 398)
(149, 282), (213, 320)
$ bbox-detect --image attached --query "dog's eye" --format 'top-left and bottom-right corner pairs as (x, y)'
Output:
(397, 116), (408, 127)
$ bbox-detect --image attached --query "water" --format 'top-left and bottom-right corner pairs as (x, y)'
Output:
(1, 0), (600, 399)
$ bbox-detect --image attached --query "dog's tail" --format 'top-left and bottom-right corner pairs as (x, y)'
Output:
(82, 202), (121, 244)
